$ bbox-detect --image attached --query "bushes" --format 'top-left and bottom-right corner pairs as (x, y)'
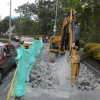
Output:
(0, 35), (9, 39)
(0, 34), (45, 39)
(79, 40), (85, 48)
(83, 43), (100, 61)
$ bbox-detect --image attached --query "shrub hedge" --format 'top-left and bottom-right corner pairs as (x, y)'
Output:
(0, 34), (45, 39)
(79, 40), (85, 48)
(83, 43), (100, 61)
(0, 35), (9, 39)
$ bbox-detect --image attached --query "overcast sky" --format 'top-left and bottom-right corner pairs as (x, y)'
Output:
(0, 0), (35, 20)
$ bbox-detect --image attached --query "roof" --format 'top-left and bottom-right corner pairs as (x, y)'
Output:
(0, 42), (8, 46)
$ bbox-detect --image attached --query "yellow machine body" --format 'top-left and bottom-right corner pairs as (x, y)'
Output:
(49, 16), (69, 54)
(50, 36), (66, 53)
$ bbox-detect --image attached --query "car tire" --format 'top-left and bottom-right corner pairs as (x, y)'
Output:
(13, 63), (17, 68)
(0, 70), (3, 84)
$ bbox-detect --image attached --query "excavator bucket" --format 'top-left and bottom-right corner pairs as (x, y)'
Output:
(69, 56), (80, 86)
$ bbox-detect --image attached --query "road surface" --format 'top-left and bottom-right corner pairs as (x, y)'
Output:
(0, 68), (15, 100)
(0, 42), (100, 100)
(21, 43), (100, 100)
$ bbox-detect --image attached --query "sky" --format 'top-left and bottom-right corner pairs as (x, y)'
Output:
(0, 0), (35, 20)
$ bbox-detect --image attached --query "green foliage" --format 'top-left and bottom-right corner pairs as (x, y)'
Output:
(80, 0), (100, 42)
(65, 0), (83, 19)
(79, 40), (85, 48)
(14, 2), (37, 18)
(12, 17), (21, 33)
(83, 43), (100, 61)
(0, 34), (9, 39)
(83, 43), (97, 52)
(0, 0), (100, 43)
(18, 18), (36, 35)
(13, 0), (68, 36)
(0, 17), (9, 33)
(37, 0), (55, 35)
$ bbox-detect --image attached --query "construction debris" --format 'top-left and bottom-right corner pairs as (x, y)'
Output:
(76, 63), (100, 91)
(29, 43), (71, 91)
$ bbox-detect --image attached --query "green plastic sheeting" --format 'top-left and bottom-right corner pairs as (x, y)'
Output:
(11, 39), (43, 98)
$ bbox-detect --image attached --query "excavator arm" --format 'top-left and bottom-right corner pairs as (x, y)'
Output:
(49, 9), (80, 85)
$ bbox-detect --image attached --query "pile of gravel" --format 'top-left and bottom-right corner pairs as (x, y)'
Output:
(29, 43), (100, 91)
(29, 44), (59, 89)
(76, 63), (100, 91)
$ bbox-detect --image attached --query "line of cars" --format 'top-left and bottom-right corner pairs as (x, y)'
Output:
(23, 38), (34, 49)
(11, 36), (34, 49)
(11, 36), (20, 42)
(20, 37), (34, 49)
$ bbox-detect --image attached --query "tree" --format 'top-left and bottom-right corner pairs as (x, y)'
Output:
(37, 0), (55, 35)
(14, 0), (100, 43)
(12, 17), (21, 33)
(0, 17), (10, 33)
(14, 2), (38, 19)
(14, 0), (68, 36)
(80, 0), (100, 42)
(18, 18), (38, 35)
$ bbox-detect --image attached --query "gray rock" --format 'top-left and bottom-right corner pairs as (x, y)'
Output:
(34, 83), (38, 87)
(81, 86), (85, 91)
(77, 84), (81, 88)
(32, 70), (38, 74)
(31, 80), (38, 85)
(30, 75), (36, 81)
(85, 86), (91, 90)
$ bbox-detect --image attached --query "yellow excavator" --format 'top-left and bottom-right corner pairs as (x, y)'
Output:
(49, 9), (80, 85)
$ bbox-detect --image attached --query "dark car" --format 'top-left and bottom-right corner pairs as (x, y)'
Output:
(0, 43), (17, 84)
(11, 36), (20, 42)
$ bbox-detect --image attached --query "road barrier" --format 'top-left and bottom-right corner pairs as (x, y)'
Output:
(7, 39), (43, 100)
(7, 59), (19, 100)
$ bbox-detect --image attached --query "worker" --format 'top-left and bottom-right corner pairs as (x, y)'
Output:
(4, 52), (6, 57)
(46, 36), (48, 42)
(42, 36), (45, 43)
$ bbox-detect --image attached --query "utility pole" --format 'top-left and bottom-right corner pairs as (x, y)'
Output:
(84, 20), (86, 39)
(53, 0), (58, 36)
(9, 0), (12, 43)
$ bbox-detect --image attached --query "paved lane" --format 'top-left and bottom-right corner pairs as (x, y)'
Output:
(0, 68), (15, 100)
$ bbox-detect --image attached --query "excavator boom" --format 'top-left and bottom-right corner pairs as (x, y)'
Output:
(49, 9), (80, 85)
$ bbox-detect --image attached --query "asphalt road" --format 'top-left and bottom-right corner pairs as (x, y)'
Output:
(1, 41), (100, 100)
(0, 68), (15, 100)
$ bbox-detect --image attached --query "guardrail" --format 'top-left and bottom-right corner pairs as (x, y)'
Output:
(0, 35), (9, 39)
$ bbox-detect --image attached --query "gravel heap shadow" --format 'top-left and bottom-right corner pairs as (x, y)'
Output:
(12, 39), (42, 97)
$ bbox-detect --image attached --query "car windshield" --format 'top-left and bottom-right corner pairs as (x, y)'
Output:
(25, 39), (33, 42)
(0, 46), (2, 58)
(15, 36), (19, 38)
(21, 37), (25, 39)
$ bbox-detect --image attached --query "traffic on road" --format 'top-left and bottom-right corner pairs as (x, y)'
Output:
(0, 36), (37, 84)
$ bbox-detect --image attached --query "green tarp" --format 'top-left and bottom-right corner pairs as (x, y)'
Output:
(11, 39), (43, 98)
